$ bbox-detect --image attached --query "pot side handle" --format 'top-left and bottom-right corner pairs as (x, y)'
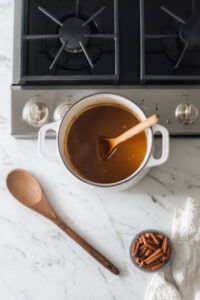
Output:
(146, 124), (170, 168)
(38, 121), (60, 162)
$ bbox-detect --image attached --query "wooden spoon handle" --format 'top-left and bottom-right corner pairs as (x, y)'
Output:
(54, 219), (119, 275)
(115, 114), (159, 146)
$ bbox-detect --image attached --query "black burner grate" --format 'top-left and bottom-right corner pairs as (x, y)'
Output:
(140, 0), (200, 82)
(21, 0), (119, 85)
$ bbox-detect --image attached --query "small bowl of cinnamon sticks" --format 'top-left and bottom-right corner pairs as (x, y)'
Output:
(130, 230), (173, 272)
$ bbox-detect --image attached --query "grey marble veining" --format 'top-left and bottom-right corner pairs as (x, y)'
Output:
(1, 1), (200, 299)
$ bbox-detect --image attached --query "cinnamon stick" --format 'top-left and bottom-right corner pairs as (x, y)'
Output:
(139, 237), (143, 244)
(138, 261), (144, 268)
(144, 248), (162, 263)
(145, 252), (163, 265)
(144, 249), (153, 257)
(131, 241), (137, 256)
(146, 242), (157, 251)
(150, 233), (160, 246)
(139, 244), (146, 251)
(150, 262), (165, 271)
(160, 255), (168, 262)
(162, 237), (168, 254)
(156, 233), (164, 240)
(145, 233), (151, 238)
(141, 234), (147, 246)
(134, 257), (140, 264)
(140, 246), (147, 256)
(133, 240), (140, 256)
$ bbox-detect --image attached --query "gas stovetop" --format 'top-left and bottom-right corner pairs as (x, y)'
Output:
(11, 0), (200, 138)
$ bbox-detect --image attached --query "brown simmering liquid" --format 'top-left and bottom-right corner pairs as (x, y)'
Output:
(65, 104), (147, 184)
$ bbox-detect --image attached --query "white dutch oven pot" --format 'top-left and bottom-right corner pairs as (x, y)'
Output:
(38, 94), (169, 191)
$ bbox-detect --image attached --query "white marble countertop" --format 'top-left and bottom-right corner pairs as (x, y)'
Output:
(1, 1), (200, 299)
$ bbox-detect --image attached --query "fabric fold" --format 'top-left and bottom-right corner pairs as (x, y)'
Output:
(144, 198), (200, 300)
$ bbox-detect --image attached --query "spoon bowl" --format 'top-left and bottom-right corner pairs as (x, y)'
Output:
(98, 114), (159, 159)
(7, 169), (42, 206)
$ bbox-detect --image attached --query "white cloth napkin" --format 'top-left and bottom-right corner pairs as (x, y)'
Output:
(144, 197), (200, 300)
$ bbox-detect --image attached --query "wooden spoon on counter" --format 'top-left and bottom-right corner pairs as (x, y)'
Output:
(6, 169), (119, 275)
(98, 114), (159, 159)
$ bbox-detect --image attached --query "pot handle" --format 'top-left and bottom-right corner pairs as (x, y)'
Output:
(146, 124), (169, 168)
(38, 121), (60, 162)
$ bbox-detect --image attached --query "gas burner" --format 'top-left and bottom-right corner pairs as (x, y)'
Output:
(59, 17), (90, 53)
(37, 4), (107, 69)
(21, 0), (119, 84)
(161, 18), (200, 68)
(44, 4), (104, 71)
(179, 18), (200, 48)
(140, 0), (200, 81)
(160, 5), (200, 69)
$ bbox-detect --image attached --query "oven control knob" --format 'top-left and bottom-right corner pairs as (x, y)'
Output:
(175, 103), (198, 124)
(23, 102), (49, 126)
(54, 103), (69, 121)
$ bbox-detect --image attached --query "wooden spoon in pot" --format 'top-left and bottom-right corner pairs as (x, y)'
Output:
(98, 114), (159, 159)
(6, 169), (119, 275)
